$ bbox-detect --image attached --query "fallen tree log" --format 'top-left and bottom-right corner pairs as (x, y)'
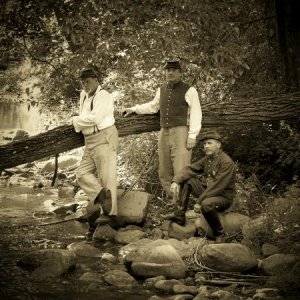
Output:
(0, 92), (299, 170)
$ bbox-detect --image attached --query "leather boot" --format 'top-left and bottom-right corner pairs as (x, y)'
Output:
(162, 183), (191, 225)
(202, 209), (224, 238)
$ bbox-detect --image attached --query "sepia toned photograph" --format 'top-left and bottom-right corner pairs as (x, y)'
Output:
(0, 1), (299, 299)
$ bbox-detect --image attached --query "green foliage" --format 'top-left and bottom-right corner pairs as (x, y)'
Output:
(222, 122), (300, 190)
(1, 0), (283, 110)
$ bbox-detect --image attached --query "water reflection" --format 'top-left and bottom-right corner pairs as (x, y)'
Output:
(0, 101), (45, 135)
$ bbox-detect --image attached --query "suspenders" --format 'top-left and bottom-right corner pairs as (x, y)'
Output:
(82, 91), (100, 133)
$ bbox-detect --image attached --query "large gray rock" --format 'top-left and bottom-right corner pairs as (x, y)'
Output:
(108, 190), (150, 226)
(168, 221), (197, 240)
(17, 249), (77, 279)
(154, 279), (180, 293)
(167, 238), (193, 259)
(93, 224), (117, 241)
(130, 239), (187, 279)
(195, 212), (250, 239)
(114, 228), (147, 244)
(119, 238), (153, 263)
(67, 241), (102, 257)
(260, 253), (300, 275)
(41, 157), (79, 173)
(103, 270), (138, 288)
(199, 243), (258, 272)
(79, 272), (103, 284)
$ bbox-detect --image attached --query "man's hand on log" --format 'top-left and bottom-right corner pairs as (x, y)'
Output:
(187, 137), (196, 150)
(121, 107), (135, 117)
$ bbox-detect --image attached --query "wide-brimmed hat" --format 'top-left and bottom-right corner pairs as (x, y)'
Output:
(163, 59), (181, 69)
(199, 130), (222, 142)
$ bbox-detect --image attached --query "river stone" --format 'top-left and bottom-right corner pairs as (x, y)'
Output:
(107, 190), (150, 227)
(114, 228), (147, 244)
(199, 243), (258, 272)
(41, 157), (79, 173)
(171, 296), (194, 300)
(67, 241), (102, 257)
(103, 270), (138, 288)
(13, 129), (29, 141)
(79, 272), (103, 283)
(167, 238), (193, 258)
(17, 249), (77, 279)
(186, 238), (212, 256)
(130, 239), (187, 279)
(195, 212), (251, 238)
(119, 238), (153, 263)
(154, 279), (180, 293)
(168, 221), (197, 240)
(211, 290), (241, 300)
(58, 186), (76, 199)
(93, 224), (117, 241)
(260, 253), (300, 275)
(143, 275), (166, 288)
(173, 284), (198, 295)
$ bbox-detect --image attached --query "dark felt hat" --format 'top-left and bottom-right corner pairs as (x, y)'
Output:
(199, 131), (222, 142)
(79, 68), (98, 79)
(163, 59), (181, 69)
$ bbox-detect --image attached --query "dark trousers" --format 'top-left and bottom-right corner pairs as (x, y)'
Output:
(179, 177), (232, 236)
(184, 177), (232, 213)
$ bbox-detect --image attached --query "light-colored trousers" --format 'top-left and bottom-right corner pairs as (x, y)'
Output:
(158, 126), (192, 199)
(76, 125), (119, 216)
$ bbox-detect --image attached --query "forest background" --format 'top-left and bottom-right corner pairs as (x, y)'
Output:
(0, 0), (299, 201)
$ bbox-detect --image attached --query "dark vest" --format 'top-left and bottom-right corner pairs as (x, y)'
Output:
(159, 81), (190, 128)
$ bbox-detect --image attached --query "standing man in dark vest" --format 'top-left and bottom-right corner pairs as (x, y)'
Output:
(122, 60), (202, 202)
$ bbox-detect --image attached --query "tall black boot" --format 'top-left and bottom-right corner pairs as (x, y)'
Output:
(162, 182), (191, 225)
(202, 209), (224, 237)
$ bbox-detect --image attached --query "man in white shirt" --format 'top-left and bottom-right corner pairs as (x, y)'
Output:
(122, 60), (202, 202)
(72, 67), (119, 238)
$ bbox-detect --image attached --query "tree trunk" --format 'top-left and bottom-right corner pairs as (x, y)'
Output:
(0, 92), (299, 170)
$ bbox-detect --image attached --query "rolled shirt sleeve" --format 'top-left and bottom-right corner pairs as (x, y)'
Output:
(131, 88), (160, 114)
(185, 87), (202, 139)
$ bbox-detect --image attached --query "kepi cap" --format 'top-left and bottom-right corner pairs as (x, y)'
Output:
(199, 130), (222, 142)
(164, 59), (181, 69)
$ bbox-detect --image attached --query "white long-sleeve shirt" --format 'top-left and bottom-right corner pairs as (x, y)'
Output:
(132, 86), (202, 139)
(73, 85), (115, 135)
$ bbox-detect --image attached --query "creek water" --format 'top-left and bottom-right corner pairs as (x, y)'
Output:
(0, 101), (46, 136)
(0, 185), (153, 300)
(0, 102), (152, 299)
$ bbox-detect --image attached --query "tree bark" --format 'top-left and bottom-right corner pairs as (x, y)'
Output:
(0, 92), (299, 170)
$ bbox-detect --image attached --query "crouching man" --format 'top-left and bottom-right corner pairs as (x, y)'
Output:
(163, 131), (236, 242)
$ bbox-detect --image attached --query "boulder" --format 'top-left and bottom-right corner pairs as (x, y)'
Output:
(58, 186), (75, 199)
(211, 290), (241, 300)
(119, 238), (153, 263)
(79, 272), (103, 284)
(199, 243), (258, 272)
(17, 249), (77, 279)
(130, 239), (187, 279)
(103, 270), (138, 288)
(13, 129), (29, 141)
(143, 275), (166, 288)
(173, 284), (198, 295)
(154, 279), (180, 293)
(167, 238), (193, 259)
(195, 212), (250, 238)
(67, 241), (102, 257)
(107, 190), (150, 227)
(114, 228), (147, 244)
(260, 253), (300, 275)
(93, 224), (117, 241)
(41, 157), (79, 173)
(168, 221), (197, 240)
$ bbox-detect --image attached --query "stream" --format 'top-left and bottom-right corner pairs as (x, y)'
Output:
(0, 184), (153, 299)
